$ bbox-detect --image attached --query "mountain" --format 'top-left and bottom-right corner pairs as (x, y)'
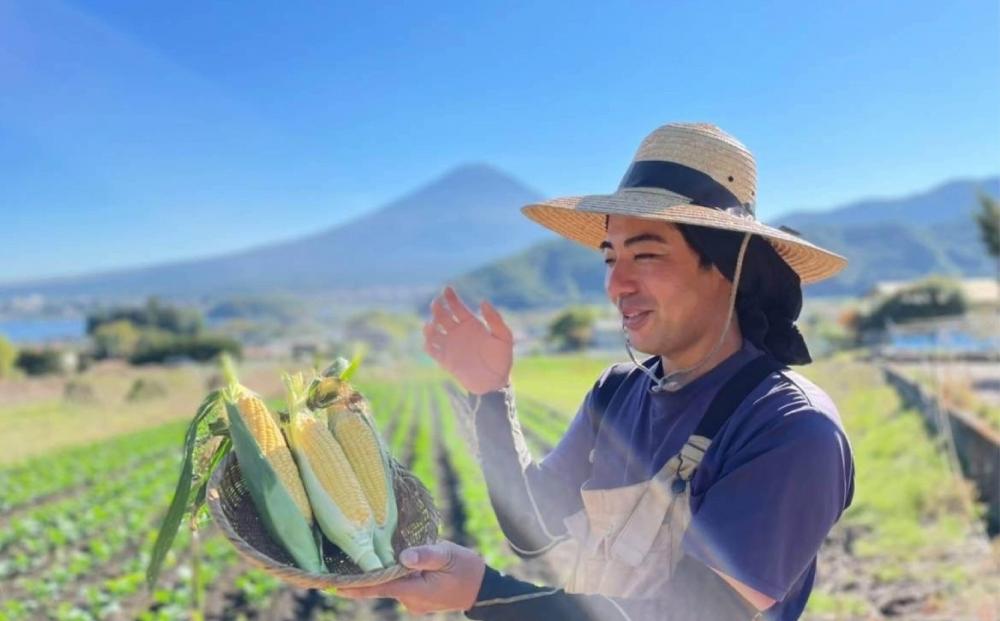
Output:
(451, 239), (603, 309)
(453, 177), (999, 307)
(4, 171), (995, 305)
(775, 177), (999, 229)
(0, 164), (549, 300)
(775, 177), (999, 296)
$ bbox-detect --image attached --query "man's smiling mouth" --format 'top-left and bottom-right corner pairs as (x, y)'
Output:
(622, 310), (652, 329)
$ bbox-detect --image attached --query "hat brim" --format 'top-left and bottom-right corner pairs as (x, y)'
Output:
(521, 190), (847, 285)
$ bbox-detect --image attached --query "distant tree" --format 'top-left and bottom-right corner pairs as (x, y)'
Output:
(547, 306), (597, 351)
(16, 349), (65, 376)
(0, 335), (17, 378)
(975, 193), (1000, 258)
(858, 276), (967, 333)
(207, 296), (303, 322)
(343, 311), (421, 357)
(129, 334), (241, 365)
(975, 193), (1000, 292)
(92, 319), (141, 359)
(87, 297), (202, 337)
(144, 297), (202, 335)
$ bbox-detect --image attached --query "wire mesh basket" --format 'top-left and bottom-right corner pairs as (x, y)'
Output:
(207, 451), (440, 589)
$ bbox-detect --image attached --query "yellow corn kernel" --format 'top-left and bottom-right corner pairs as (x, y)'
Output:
(329, 410), (389, 525)
(236, 395), (312, 522)
(295, 414), (372, 527)
(328, 405), (397, 566)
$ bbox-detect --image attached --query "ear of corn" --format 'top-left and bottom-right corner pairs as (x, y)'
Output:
(328, 405), (398, 566)
(307, 376), (348, 411)
(284, 374), (383, 572)
(231, 395), (312, 520)
(225, 394), (325, 573)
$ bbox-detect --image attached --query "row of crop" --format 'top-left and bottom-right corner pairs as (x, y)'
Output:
(427, 381), (517, 570)
(0, 461), (303, 621)
(0, 397), (314, 621)
(0, 447), (179, 564)
(1, 386), (325, 617)
(0, 422), (185, 513)
(407, 384), (440, 506)
(0, 458), (188, 619)
(0, 376), (484, 619)
(800, 361), (988, 616)
(515, 398), (570, 452)
(356, 379), (411, 444)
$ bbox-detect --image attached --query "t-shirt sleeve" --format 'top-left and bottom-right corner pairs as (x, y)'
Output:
(535, 390), (598, 492)
(537, 361), (634, 493)
(682, 401), (854, 601)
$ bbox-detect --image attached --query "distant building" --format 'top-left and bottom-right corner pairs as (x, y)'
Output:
(865, 277), (999, 312)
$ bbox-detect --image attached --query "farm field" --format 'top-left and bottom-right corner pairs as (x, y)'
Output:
(0, 355), (996, 620)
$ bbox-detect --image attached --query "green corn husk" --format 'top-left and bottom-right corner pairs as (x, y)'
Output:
(284, 373), (383, 572)
(222, 362), (326, 573)
(146, 389), (226, 589)
(225, 398), (326, 573)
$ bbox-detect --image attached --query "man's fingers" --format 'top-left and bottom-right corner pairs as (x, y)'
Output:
(431, 297), (459, 328)
(443, 286), (476, 322)
(422, 324), (446, 349)
(423, 322), (445, 340)
(336, 585), (381, 600)
(480, 301), (513, 343)
(399, 543), (453, 571)
(339, 576), (425, 602)
(423, 340), (443, 361)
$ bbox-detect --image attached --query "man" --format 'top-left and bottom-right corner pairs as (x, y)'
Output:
(339, 123), (855, 620)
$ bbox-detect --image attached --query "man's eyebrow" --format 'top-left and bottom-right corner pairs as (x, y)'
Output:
(599, 233), (669, 251)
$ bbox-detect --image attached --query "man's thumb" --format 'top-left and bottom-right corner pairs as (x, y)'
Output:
(399, 544), (451, 571)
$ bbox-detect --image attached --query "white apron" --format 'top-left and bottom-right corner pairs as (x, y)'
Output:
(562, 434), (709, 598)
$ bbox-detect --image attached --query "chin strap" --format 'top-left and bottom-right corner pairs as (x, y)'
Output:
(623, 232), (751, 393)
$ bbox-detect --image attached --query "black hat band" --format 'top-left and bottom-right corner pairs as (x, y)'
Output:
(618, 160), (747, 211)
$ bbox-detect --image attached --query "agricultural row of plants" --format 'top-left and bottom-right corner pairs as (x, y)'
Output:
(0, 357), (994, 619)
(0, 372), (528, 620)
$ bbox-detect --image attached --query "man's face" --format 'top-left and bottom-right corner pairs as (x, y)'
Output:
(602, 215), (733, 357)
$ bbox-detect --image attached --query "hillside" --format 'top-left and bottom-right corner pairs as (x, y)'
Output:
(0, 165), (548, 299)
(453, 177), (999, 307)
(3, 173), (995, 305)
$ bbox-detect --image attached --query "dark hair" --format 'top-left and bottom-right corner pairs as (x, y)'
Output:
(675, 224), (714, 271)
(673, 223), (812, 365)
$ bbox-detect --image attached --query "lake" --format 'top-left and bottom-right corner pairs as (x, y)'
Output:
(887, 329), (999, 355)
(0, 318), (87, 344)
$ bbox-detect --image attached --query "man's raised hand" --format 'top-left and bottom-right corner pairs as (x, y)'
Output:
(422, 286), (513, 395)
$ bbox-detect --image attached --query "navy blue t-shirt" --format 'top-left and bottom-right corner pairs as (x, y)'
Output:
(536, 339), (855, 619)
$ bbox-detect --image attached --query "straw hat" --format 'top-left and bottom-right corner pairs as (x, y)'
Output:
(521, 123), (846, 284)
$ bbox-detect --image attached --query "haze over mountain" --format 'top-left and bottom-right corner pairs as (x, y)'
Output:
(452, 176), (1000, 307)
(0, 165), (548, 300)
(3, 171), (996, 306)
(776, 178), (999, 229)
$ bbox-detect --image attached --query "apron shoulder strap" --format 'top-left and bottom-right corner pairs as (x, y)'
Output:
(693, 354), (786, 440)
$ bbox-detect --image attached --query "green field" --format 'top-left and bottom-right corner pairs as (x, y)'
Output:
(0, 355), (995, 620)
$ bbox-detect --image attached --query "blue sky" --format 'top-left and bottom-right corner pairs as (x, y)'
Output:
(2, 0), (998, 283)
